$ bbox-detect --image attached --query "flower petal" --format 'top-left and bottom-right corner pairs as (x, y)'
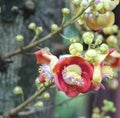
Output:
(34, 49), (51, 64)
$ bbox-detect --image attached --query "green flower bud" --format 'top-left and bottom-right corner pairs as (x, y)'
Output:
(92, 113), (101, 118)
(104, 116), (111, 118)
(80, 0), (89, 8)
(51, 24), (59, 31)
(102, 106), (109, 112)
(85, 49), (97, 58)
(92, 107), (100, 114)
(106, 35), (118, 47)
(103, 99), (108, 105)
(16, 34), (24, 42)
(103, 27), (113, 35)
(95, 35), (103, 45)
(85, 49), (98, 63)
(35, 26), (43, 35)
(108, 79), (119, 90)
(72, 0), (81, 6)
(28, 22), (36, 30)
(69, 43), (83, 56)
(34, 101), (44, 109)
(112, 25), (119, 33)
(13, 86), (23, 95)
(62, 8), (70, 15)
(99, 44), (109, 54)
(110, 107), (116, 112)
(82, 32), (94, 45)
(43, 92), (50, 100)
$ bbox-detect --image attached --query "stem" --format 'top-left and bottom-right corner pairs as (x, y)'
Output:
(3, 83), (53, 117)
(60, 33), (70, 40)
(4, 1), (93, 59)
(30, 34), (38, 44)
(21, 93), (25, 102)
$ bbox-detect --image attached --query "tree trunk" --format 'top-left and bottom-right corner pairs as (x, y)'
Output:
(0, 0), (64, 118)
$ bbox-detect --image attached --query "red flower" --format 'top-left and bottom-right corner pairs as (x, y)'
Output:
(34, 49), (51, 65)
(53, 56), (94, 97)
(105, 49), (120, 68)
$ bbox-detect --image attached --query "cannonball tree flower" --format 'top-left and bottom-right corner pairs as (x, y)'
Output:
(34, 48), (58, 83)
(53, 56), (94, 97)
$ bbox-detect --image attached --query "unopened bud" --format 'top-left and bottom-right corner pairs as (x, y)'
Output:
(99, 44), (109, 54)
(43, 92), (50, 100)
(80, 0), (89, 8)
(51, 24), (59, 31)
(106, 35), (118, 47)
(34, 101), (44, 109)
(13, 86), (23, 95)
(69, 43), (83, 56)
(112, 25), (119, 33)
(95, 35), (103, 45)
(108, 79), (119, 90)
(16, 34), (24, 42)
(28, 22), (36, 30)
(85, 49), (97, 58)
(35, 26), (43, 35)
(72, 0), (81, 6)
(82, 32), (94, 44)
(85, 49), (98, 63)
(92, 107), (100, 114)
(62, 8), (70, 15)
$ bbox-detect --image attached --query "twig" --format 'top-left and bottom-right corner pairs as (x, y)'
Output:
(17, 91), (95, 117)
(4, 1), (93, 59)
(3, 83), (53, 117)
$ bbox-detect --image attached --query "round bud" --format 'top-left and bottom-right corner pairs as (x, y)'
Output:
(13, 86), (23, 95)
(95, 37), (103, 45)
(112, 25), (119, 33)
(91, 113), (101, 118)
(72, 0), (81, 6)
(62, 8), (70, 15)
(82, 32), (94, 44)
(106, 35), (118, 47)
(99, 44), (109, 54)
(107, 79), (119, 90)
(28, 22), (36, 30)
(85, 49), (98, 63)
(102, 106), (108, 112)
(16, 34), (24, 42)
(111, 107), (116, 112)
(103, 99), (108, 105)
(85, 49), (97, 58)
(104, 116), (111, 118)
(103, 26), (113, 35)
(34, 101), (44, 108)
(80, 0), (89, 8)
(69, 43), (83, 56)
(43, 92), (50, 100)
(35, 26), (43, 35)
(92, 107), (100, 114)
(51, 24), (59, 31)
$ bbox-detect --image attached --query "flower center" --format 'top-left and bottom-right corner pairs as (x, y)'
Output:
(62, 64), (84, 86)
